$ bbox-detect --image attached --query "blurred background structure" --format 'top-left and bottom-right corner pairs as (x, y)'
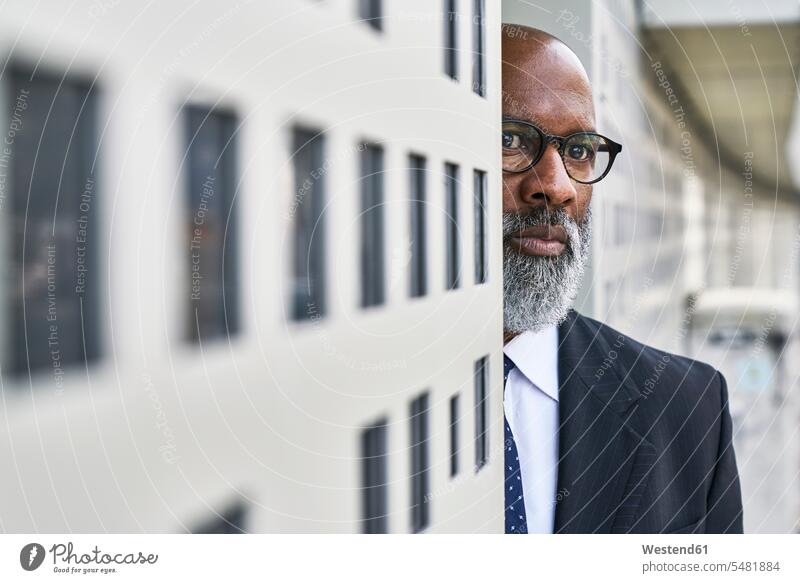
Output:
(0, 0), (503, 533)
(0, 0), (798, 534)
(505, 0), (800, 533)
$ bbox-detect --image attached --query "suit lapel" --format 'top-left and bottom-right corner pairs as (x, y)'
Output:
(553, 310), (657, 533)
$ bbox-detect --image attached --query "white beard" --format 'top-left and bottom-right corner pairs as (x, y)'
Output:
(502, 205), (592, 334)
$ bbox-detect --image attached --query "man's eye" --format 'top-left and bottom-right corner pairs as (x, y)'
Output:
(567, 144), (593, 161)
(503, 132), (523, 149)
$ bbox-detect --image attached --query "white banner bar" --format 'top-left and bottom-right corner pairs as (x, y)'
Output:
(1, 534), (798, 582)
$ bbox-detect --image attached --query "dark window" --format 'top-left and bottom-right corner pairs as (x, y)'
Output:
(360, 143), (385, 308)
(444, 0), (459, 79)
(184, 106), (239, 342)
(409, 154), (427, 298)
(359, 0), (383, 31)
(5, 66), (100, 376)
(445, 162), (460, 290)
(410, 392), (430, 532)
(192, 501), (247, 534)
(449, 393), (460, 477)
(473, 169), (487, 284)
(290, 127), (326, 321)
(361, 419), (389, 534)
(474, 355), (489, 471)
(472, 0), (486, 96)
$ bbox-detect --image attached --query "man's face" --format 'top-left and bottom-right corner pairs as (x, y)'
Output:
(502, 33), (597, 334)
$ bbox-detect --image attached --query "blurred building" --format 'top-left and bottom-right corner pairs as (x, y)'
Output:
(2, 0), (798, 536)
(504, 0), (800, 532)
(0, 0), (504, 533)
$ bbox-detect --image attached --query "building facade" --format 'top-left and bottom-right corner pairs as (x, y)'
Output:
(0, 0), (504, 533)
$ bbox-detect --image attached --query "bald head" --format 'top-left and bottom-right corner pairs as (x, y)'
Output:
(501, 24), (594, 132)
(501, 23), (597, 227)
(501, 26), (604, 338)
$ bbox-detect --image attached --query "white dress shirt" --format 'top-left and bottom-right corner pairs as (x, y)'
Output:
(503, 325), (560, 534)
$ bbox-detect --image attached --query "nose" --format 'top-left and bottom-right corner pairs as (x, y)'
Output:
(510, 142), (577, 211)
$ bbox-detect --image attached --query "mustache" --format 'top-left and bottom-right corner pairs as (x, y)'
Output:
(502, 207), (577, 239)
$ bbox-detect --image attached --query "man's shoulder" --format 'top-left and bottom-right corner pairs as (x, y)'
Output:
(570, 310), (722, 396)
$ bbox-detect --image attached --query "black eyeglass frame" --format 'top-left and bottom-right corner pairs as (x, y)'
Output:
(502, 118), (623, 184)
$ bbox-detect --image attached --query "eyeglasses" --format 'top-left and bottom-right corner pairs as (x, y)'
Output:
(502, 118), (622, 184)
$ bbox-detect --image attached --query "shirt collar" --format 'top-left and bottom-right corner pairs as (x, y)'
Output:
(503, 325), (560, 402)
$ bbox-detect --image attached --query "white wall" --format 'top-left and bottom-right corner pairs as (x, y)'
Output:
(0, 0), (504, 533)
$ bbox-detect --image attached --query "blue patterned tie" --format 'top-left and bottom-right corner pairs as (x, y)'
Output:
(504, 354), (528, 534)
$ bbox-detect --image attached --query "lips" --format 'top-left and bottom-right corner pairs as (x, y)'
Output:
(507, 224), (568, 257)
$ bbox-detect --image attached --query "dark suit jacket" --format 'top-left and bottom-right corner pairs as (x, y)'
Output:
(553, 310), (743, 533)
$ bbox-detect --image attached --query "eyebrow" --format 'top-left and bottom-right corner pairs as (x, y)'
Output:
(501, 114), (549, 130)
(502, 115), (596, 135)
